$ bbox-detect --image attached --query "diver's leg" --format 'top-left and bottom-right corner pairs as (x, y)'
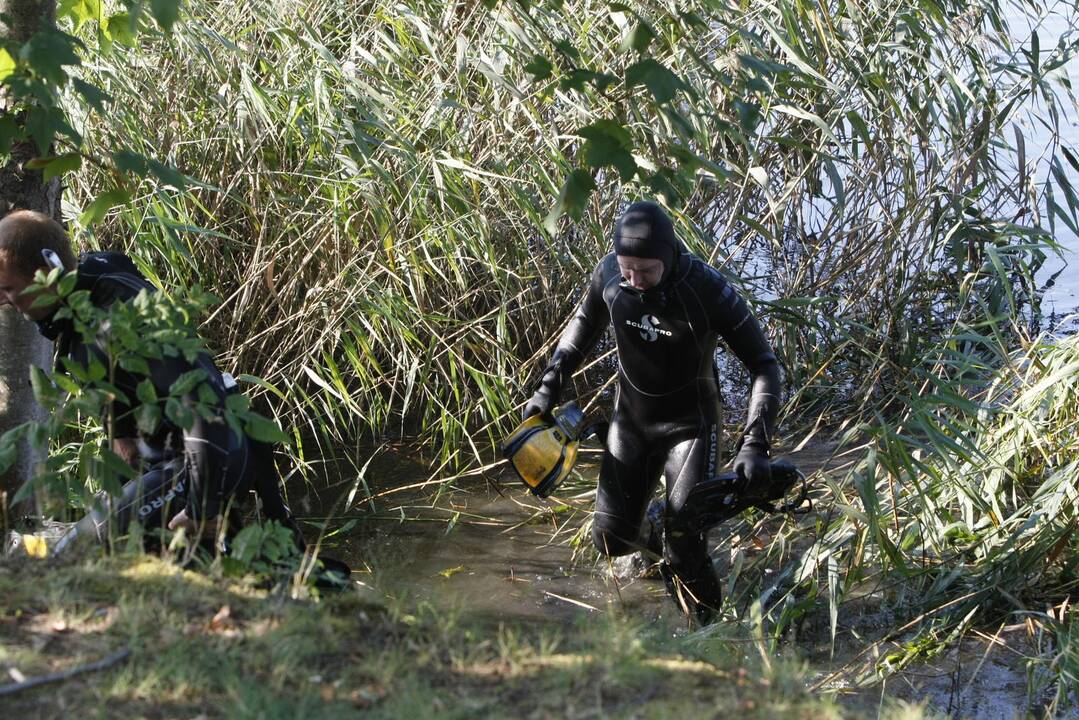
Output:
(53, 459), (186, 554)
(592, 417), (663, 557)
(662, 424), (725, 623)
(246, 437), (305, 548)
(182, 416), (250, 526)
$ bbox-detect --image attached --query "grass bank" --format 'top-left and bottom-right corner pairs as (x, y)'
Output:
(0, 552), (939, 719)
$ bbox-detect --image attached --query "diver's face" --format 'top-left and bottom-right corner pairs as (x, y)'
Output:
(0, 258), (47, 320)
(617, 256), (665, 291)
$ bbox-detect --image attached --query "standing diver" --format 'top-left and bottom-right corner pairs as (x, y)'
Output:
(520, 201), (782, 623)
(0, 209), (299, 553)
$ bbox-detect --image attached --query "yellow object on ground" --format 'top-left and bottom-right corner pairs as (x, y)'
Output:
(22, 534), (48, 558)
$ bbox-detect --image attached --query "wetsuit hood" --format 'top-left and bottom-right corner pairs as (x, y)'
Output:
(613, 201), (684, 286)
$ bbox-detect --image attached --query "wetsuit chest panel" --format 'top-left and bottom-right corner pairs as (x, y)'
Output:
(606, 284), (714, 398)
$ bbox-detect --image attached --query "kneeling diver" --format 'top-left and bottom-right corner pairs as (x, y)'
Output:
(0, 210), (301, 555)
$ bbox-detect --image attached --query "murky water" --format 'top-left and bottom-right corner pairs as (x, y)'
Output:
(295, 449), (681, 629)
(298, 441), (843, 641)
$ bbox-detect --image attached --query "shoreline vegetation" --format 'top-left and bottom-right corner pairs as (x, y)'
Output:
(2, 0), (1079, 716)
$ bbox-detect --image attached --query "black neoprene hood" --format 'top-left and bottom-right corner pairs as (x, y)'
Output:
(612, 201), (682, 281)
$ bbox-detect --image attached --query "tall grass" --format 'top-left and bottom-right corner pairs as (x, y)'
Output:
(57, 0), (1076, 470)
(786, 332), (1079, 697)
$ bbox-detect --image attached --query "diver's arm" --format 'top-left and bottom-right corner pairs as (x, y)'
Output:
(708, 275), (782, 482)
(522, 263), (611, 419)
(740, 358), (782, 451)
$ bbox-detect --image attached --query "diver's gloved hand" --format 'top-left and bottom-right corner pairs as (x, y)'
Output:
(521, 387), (556, 421)
(521, 358), (564, 421)
(734, 441), (771, 487)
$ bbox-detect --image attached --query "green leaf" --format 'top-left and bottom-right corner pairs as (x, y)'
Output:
(225, 393), (251, 413)
(560, 68), (617, 93)
(79, 188), (131, 225)
(136, 404), (162, 434)
(87, 357), (107, 382)
(678, 11), (707, 30)
(578, 120), (636, 181)
(0, 114), (21, 154)
(40, 152), (82, 181)
(620, 22), (655, 54)
(147, 158), (186, 189)
(25, 107), (62, 153)
(150, 0), (181, 31)
(117, 354), (151, 377)
(54, 372), (80, 395)
(136, 379), (158, 405)
(59, 0), (102, 31)
(646, 169), (685, 206)
(543, 168), (596, 234)
(169, 369), (208, 397)
(552, 40), (580, 62)
(57, 270), (78, 296)
(0, 442), (16, 476)
(242, 412), (289, 444)
(165, 397), (195, 429)
(237, 373), (287, 400)
(105, 13), (137, 46)
(0, 48), (17, 82)
(112, 149), (148, 174)
(113, 149), (186, 188)
(21, 29), (81, 85)
(523, 55), (553, 81)
(29, 366), (57, 404)
(196, 382), (218, 406)
(625, 58), (685, 104)
(72, 77), (110, 111)
(736, 53), (792, 77)
(822, 158), (845, 214)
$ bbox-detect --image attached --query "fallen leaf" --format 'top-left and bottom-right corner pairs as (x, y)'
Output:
(438, 565), (466, 578)
(209, 605), (232, 632)
(350, 685), (387, 708)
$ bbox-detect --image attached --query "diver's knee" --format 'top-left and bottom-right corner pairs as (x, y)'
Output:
(591, 524), (637, 557)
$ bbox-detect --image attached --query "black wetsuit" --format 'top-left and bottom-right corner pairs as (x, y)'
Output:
(534, 248), (781, 620)
(36, 252), (294, 549)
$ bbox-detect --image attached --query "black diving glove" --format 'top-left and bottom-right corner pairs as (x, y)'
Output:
(733, 441), (771, 487)
(521, 386), (556, 421)
(521, 357), (564, 421)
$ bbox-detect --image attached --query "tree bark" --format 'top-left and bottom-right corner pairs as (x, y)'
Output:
(0, 0), (60, 527)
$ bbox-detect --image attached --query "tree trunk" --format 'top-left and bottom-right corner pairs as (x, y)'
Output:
(0, 0), (60, 528)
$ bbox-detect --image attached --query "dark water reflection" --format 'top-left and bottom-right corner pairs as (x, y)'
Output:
(287, 442), (839, 632)
(290, 447), (689, 630)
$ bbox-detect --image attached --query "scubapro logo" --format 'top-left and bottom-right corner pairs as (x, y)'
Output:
(138, 479), (186, 518)
(625, 314), (672, 342)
